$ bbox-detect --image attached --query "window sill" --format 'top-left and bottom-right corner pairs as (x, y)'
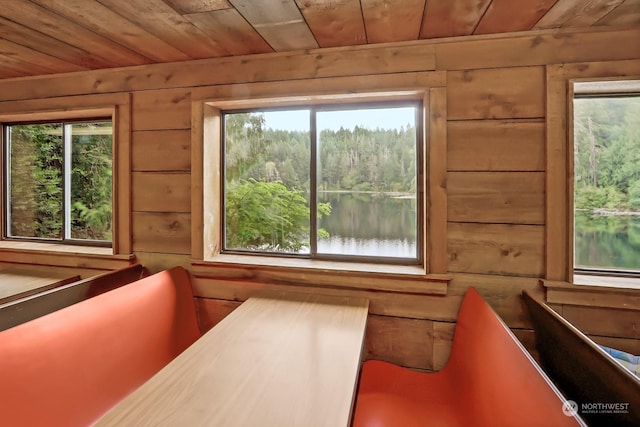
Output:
(192, 254), (450, 296)
(541, 278), (640, 310)
(0, 241), (135, 269)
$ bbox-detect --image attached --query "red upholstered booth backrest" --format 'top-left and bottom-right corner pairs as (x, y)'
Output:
(0, 266), (201, 427)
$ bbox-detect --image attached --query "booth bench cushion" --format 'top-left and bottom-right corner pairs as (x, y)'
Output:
(0, 266), (200, 427)
(352, 287), (586, 427)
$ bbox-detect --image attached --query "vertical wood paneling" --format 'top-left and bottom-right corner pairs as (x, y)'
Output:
(428, 87), (448, 273)
(448, 120), (545, 171)
(447, 66), (545, 120)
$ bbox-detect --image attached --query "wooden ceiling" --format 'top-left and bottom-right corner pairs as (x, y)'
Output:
(1, 0), (638, 80)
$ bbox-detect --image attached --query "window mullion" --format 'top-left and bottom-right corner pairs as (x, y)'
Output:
(63, 123), (72, 241)
(310, 109), (317, 257)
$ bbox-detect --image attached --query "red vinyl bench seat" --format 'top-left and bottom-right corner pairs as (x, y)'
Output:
(352, 287), (586, 427)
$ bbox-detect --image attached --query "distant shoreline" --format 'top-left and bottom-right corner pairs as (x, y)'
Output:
(318, 190), (416, 199)
(577, 208), (640, 216)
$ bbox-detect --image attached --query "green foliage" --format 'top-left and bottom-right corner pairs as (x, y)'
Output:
(7, 122), (112, 242)
(225, 179), (331, 252)
(574, 97), (640, 212)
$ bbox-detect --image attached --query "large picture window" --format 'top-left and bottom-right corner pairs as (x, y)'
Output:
(573, 90), (640, 274)
(3, 120), (112, 245)
(222, 102), (421, 263)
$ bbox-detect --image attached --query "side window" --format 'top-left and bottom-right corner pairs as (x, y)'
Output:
(573, 90), (640, 274)
(222, 102), (421, 263)
(4, 120), (113, 245)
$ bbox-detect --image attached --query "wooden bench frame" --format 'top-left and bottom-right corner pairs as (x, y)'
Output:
(523, 290), (640, 427)
(0, 264), (146, 332)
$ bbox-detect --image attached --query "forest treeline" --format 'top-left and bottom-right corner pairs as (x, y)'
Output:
(574, 97), (640, 211)
(223, 112), (417, 252)
(224, 112), (417, 193)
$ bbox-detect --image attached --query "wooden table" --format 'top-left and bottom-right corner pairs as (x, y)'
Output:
(0, 265), (80, 305)
(95, 293), (369, 427)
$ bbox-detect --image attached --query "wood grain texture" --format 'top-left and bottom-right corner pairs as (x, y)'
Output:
(596, 0), (640, 25)
(296, 0), (366, 47)
(447, 66), (545, 120)
(132, 130), (191, 172)
(448, 120), (545, 171)
(420, 0), (492, 38)
(229, 0), (318, 50)
(365, 315), (434, 370)
(30, 0), (191, 62)
(0, 0), (634, 80)
(0, 0), (151, 67)
(448, 172), (545, 224)
(0, 266), (80, 304)
(184, 9), (273, 56)
(474, 0), (557, 34)
(362, 0), (426, 43)
(96, 0), (228, 58)
(448, 223), (544, 277)
(132, 89), (191, 131)
(165, 0), (231, 14)
(427, 87), (448, 273)
(132, 172), (191, 213)
(194, 297), (241, 333)
(96, 294), (369, 427)
(432, 321), (455, 370)
(562, 305), (640, 340)
(132, 212), (191, 254)
(535, 0), (625, 28)
(435, 28), (640, 71)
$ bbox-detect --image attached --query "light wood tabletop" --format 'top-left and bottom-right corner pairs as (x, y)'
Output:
(0, 265), (81, 305)
(95, 293), (369, 427)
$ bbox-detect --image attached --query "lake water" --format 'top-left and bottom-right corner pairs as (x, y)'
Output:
(315, 196), (640, 270)
(317, 192), (417, 258)
(574, 211), (640, 271)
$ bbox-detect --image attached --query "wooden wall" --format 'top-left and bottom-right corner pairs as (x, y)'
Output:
(0, 26), (639, 371)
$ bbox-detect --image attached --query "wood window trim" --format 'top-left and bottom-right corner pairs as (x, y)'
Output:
(0, 93), (133, 268)
(190, 73), (449, 295)
(545, 60), (640, 295)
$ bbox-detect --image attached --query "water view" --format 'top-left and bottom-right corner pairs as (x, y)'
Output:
(317, 192), (417, 258)
(575, 211), (640, 271)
